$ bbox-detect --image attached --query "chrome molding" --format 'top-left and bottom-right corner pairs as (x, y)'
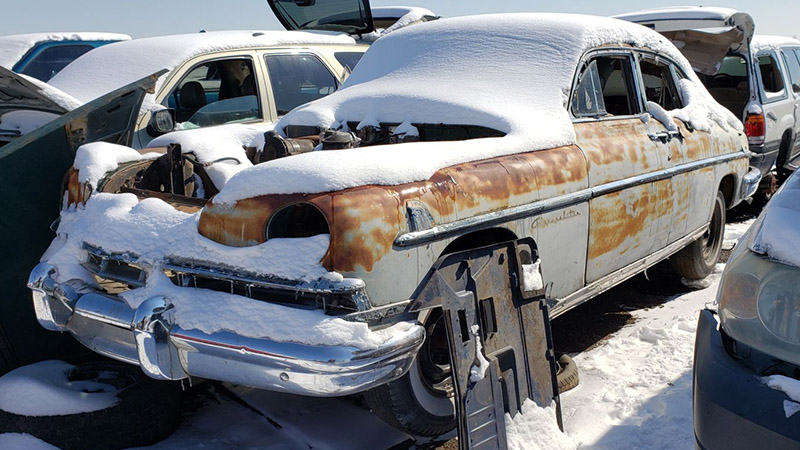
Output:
(549, 224), (708, 318)
(395, 151), (748, 247)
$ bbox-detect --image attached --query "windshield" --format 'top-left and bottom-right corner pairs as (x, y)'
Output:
(269, 0), (373, 34)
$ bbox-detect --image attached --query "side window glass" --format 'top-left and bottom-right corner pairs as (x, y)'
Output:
(334, 52), (364, 73)
(781, 50), (800, 90)
(571, 60), (606, 117)
(758, 54), (786, 94)
(265, 54), (338, 115)
(571, 55), (639, 117)
(167, 58), (261, 128)
(640, 58), (683, 111)
(19, 44), (94, 81)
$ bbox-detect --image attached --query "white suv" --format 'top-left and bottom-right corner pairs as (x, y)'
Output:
(617, 7), (800, 198)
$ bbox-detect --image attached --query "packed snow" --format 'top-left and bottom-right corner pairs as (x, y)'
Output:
(752, 170), (800, 267)
(14, 73), (83, 111)
(147, 123), (274, 188)
(73, 142), (160, 189)
(0, 361), (117, 416)
(522, 260), (544, 291)
(506, 402), (575, 450)
(0, 434), (60, 450)
(0, 111), (60, 136)
(48, 30), (356, 107)
(42, 192), (420, 350)
(212, 13), (741, 203)
(0, 32), (130, 70)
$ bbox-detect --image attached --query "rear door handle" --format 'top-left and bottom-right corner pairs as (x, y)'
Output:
(767, 112), (778, 121)
(648, 130), (681, 143)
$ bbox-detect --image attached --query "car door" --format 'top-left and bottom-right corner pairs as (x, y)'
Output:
(259, 50), (341, 119)
(636, 52), (714, 246)
(136, 51), (268, 148)
(572, 50), (673, 284)
(780, 47), (800, 165)
(756, 50), (795, 167)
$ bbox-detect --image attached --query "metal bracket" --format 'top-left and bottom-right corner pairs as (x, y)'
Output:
(408, 238), (562, 450)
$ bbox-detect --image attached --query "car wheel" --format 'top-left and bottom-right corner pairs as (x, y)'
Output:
(0, 360), (182, 450)
(671, 190), (725, 280)
(364, 309), (457, 437)
(0, 326), (16, 376)
(556, 354), (579, 393)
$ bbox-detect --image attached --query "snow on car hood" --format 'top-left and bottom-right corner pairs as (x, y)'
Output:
(0, 32), (130, 69)
(48, 30), (356, 106)
(211, 13), (740, 204)
(751, 170), (800, 268)
(42, 192), (420, 349)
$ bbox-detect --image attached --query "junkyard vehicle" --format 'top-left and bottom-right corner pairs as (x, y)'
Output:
(29, 11), (755, 437)
(46, 30), (367, 148)
(0, 32), (130, 81)
(617, 7), (800, 200)
(694, 169), (800, 449)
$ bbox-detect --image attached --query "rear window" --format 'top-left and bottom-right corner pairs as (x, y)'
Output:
(571, 55), (639, 118)
(18, 44), (94, 82)
(334, 52), (363, 73)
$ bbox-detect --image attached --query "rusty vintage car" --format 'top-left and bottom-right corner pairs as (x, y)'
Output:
(29, 13), (758, 436)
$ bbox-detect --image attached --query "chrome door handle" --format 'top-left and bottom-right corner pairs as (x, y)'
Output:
(648, 132), (670, 143)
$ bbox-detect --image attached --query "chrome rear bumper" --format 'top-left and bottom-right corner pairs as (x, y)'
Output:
(740, 167), (762, 200)
(28, 263), (424, 397)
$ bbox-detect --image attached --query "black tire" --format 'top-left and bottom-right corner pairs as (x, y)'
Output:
(556, 354), (579, 393)
(671, 190), (726, 280)
(0, 326), (17, 376)
(364, 309), (456, 437)
(0, 360), (181, 450)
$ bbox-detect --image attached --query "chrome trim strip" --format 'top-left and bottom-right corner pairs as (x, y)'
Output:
(549, 224), (708, 318)
(394, 151), (747, 247)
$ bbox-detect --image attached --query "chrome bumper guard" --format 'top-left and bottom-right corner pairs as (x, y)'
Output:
(28, 263), (424, 397)
(741, 168), (762, 200)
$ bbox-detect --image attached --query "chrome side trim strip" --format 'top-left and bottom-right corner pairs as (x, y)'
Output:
(394, 151), (747, 247)
(548, 224), (707, 318)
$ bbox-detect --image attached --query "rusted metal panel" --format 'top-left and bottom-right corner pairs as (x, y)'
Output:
(575, 118), (669, 283)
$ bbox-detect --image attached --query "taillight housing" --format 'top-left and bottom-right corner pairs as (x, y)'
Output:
(745, 113), (765, 146)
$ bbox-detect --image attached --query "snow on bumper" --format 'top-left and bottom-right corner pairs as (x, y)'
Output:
(28, 262), (424, 397)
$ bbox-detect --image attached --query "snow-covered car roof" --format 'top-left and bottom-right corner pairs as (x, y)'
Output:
(752, 35), (800, 53)
(211, 13), (740, 203)
(0, 32), (130, 70)
(371, 6), (436, 20)
(48, 30), (357, 104)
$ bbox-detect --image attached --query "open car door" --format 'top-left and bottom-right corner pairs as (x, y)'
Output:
(267, 0), (375, 35)
(615, 7), (754, 75)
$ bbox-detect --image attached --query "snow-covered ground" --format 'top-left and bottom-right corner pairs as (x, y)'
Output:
(0, 216), (760, 449)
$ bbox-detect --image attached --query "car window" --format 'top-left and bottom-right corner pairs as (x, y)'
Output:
(781, 49), (800, 90)
(572, 55), (639, 117)
(18, 44), (94, 82)
(265, 54), (338, 115)
(758, 54), (785, 94)
(167, 58), (261, 127)
(639, 58), (683, 111)
(334, 52), (364, 73)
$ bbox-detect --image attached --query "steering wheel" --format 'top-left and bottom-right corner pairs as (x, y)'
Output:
(712, 73), (735, 88)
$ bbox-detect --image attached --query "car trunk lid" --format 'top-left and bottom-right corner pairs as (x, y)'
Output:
(267, 0), (375, 35)
(615, 7), (754, 75)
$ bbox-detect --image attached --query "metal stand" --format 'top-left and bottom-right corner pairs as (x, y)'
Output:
(408, 238), (562, 450)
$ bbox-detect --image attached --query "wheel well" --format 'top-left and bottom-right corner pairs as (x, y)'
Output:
(440, 228), (518, 256)
(719, 174), (735, 208)
(778, 130), (793, 165)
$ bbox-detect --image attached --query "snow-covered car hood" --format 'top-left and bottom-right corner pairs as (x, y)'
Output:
(615, 7), (754, 75)
(0, 67), (80, 115)
(48, 30), (357, 106)
(208, 13), (740, 205)
(751, 170), (800, 268)
(0, 32), (130, 70)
